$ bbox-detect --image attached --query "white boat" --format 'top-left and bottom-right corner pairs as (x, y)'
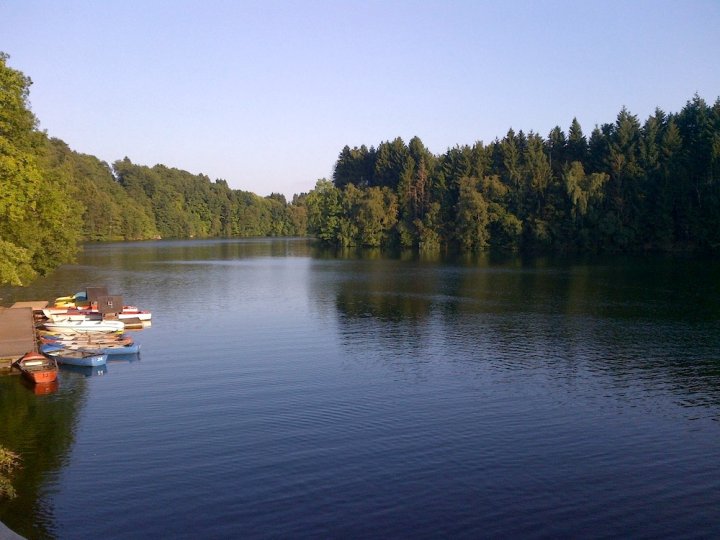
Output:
(43, 307), (152, 321)
(45, 311), (151, 322)
(42, 318), (125, 333)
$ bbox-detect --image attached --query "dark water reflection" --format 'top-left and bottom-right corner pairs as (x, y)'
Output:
(327, 252), (720, 410)
(1, 239), (720, 538)
(0, 374), (86, 539)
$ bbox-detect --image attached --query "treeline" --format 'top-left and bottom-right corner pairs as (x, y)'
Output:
(0, 53), (306, 285)
(2, 50), (720, 286)
(307, 97), (720, 252)
(41, 139), (309, 244)
(74, 153), (307, 241)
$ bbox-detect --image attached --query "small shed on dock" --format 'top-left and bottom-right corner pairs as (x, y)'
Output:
(95, 295), (123, 317)
(86, 287), (109, 303)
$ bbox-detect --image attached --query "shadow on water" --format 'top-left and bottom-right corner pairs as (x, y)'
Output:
(323, 249), (720, 414)
(0, 372), (88, 539)
(1, 238), (720, 538)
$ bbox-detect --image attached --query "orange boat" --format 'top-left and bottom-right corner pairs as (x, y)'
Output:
(15, 351), (59, 384)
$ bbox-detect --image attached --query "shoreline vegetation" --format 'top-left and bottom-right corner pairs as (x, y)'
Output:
(1, 52), (719, 286)
(0, 446), (20, 501)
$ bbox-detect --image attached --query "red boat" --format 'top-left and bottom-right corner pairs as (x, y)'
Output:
(15, 351), (59, 384)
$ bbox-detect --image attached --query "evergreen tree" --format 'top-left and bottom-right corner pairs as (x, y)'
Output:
(567, 118), (587, 164)
(546, 126), (567, 178)
(333, 145), (375, 188)
(373, 138), (409, 190)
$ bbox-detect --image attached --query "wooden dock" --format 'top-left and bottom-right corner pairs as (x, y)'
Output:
(0, 302), (46, 367)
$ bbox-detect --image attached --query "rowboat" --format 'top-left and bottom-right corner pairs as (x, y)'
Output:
(37, 329), (124, 338)
(14, 352), (58, 384)
(39, 333), (134, 346)
(40, 342), (140, 356)
(39, 342), (64, 353)
(42, 318), (125, 333)
(45, 349), (108, 367)
(43, 308), (152, 321)
(82, 342), (140, 355)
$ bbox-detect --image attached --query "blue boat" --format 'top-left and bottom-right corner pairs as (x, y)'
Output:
(40, 342), (140, 356)
(39, 342), (65, 353)
(45, 349), (108, 367)
(81, 343), (141, 356)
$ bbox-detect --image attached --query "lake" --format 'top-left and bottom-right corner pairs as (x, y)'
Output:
(1, 238), (720, 539)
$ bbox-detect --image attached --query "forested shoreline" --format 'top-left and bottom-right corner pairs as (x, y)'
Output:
(311, 98), (720, 253)
(1, 52), (719, 286)
(0, 53), (307, 285)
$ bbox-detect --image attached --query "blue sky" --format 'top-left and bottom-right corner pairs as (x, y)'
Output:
(3, 0), (719, 198)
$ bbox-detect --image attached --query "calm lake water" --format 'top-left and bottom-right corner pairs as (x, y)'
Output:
(1, 238), (720, 539)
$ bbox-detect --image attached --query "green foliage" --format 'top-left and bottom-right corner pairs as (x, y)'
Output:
(306, 179), (343, 243)
(455, 177), (489, 250)
(0, 240), (34, 285)
(112, 160), (306, 240)
(319, 96), (720, 253)
(333, 145), (375, 188)
(373, 138), (410, 190)
(0, 53), (82, 284)
(355, 186), (399, 247)
(0, 445), (20, 499)
(3, 50), (720, 284)
(0, 52), (41, 223)
(0, 52), (309, 284)
(488, 205), (523, 250)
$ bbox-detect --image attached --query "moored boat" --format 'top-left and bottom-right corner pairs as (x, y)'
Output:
(38, 328), (124, 338)
(43, 308), (152, 321)
(39, 333), (134, 346)
(42, 318), (125, 333)
(80, 342), (141, 355)
(39, 342), (65, 353)
(40, 341), (140, 356)
(14, 351), (58, 384)
(45, 349), (108, 367)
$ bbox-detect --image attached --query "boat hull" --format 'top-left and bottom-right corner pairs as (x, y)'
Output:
(45, 311), (152, 322)
(40, 332), (133, 345)
(15, 352), (58, 384)
(42, 319), (125, 333)
(41, 342), (141, 356)
(87, 343), (141, 355)
(43, 305), (151, 321)
(46, 350), (108, 367)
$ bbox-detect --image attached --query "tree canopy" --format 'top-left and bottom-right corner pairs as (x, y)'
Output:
(0, 53), (82, 285)
(0, 53), (308, 285)
(1, 51), (718, 285)
(311, 97), (720, 253)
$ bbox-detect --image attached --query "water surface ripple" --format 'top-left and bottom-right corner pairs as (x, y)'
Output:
(0, 239), (719, 539)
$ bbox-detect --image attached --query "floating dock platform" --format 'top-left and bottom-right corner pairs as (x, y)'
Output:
(0, 302), (47, 368)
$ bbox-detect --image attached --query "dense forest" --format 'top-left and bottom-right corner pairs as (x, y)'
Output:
(311, 99), (720, 253)
(0, 53), (306, 285)
(1, 52), (719, 286)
